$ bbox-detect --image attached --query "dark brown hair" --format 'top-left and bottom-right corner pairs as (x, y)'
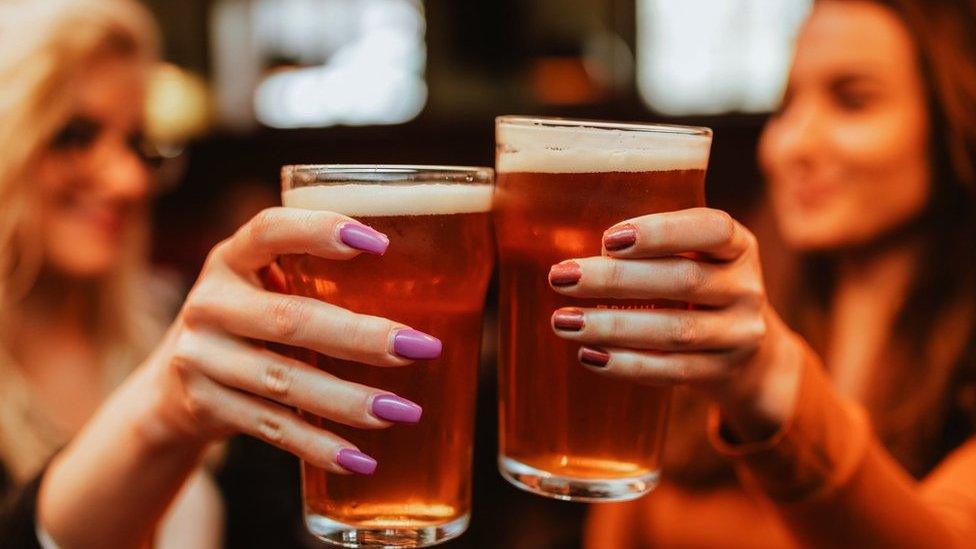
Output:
(804, 0), (976, 476)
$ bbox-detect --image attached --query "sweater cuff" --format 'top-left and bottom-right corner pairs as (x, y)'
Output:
(707, 352), (871, 502)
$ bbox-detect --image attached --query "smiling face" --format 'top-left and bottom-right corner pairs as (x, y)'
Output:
(33, 55), (152, 279)
(759, 0), (932, 252)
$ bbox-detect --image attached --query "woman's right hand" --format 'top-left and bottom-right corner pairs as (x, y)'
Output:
(140, 207), (439, 474)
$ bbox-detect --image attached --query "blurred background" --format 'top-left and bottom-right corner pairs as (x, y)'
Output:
(141, 1), (810, 547)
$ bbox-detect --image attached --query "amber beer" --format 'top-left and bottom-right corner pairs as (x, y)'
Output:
(279, 166), (494, 547)
(494, 117), (712, 501)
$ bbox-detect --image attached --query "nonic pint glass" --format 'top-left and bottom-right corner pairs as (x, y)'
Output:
(279, 165), (495, 547)
(494, 117), (712, 502)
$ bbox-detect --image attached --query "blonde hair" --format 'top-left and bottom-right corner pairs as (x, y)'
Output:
(0, 0), (167, 481)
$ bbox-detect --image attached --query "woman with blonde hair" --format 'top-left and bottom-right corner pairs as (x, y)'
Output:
(0, 0), (437, 546)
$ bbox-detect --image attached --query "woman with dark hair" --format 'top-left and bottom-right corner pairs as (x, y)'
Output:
(569, 0), (976, 546)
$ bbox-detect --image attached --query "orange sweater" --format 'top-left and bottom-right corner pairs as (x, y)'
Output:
(585, 351), (976, 548)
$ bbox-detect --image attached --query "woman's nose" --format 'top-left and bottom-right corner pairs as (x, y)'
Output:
(93, 141), (151, 202)
(769, 98), (825, 164)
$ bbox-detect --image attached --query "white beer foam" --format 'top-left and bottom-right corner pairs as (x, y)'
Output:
(497, 122), (711, 173)
(282, 184), (493, 217)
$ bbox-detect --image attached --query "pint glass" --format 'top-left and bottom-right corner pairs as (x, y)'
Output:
(279, 165), (495, 547)
(494, 117), (712, 502)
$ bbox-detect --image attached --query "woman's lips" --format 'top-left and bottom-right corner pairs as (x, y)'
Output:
(74, 206), (125, 238)
(785, 178), (837, 210)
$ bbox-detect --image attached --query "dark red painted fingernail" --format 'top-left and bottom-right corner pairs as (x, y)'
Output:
(549, 261), (581, 287)
(579, 346), (610, 368)
(603, 223), (638, 251)
(553, 308), (585, 332)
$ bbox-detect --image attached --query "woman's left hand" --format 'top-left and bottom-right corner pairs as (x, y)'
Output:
(548, 207), (806, 437)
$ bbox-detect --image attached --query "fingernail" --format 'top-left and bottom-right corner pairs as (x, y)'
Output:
(549, 261), (581, 287)
(336, 449), (377, 475)
(604, 223), (638, 251)
(393, 329), (442, 360)
(553, 308), (585, 332)
(339, 222), (389, 255)
(371, 394), (423, 424)
(579, 346), (610, 368)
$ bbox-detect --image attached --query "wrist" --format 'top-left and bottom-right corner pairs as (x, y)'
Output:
(713, 312), (805, 442)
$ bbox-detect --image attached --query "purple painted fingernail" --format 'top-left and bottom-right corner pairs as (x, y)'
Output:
(392, 329), (442, 360)
(339, 222), (389, 255)
(371, 394), (423, 424)
(336, 449), (377, 475)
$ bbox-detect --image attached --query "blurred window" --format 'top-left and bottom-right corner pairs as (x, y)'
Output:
(213, 0), (426, 129)
(637, 0), (810, 115)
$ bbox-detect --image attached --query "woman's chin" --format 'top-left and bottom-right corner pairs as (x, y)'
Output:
(48, 251), (121, 280)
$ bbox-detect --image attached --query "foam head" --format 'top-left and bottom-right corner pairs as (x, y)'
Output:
(282, 183), (493, 217)
(496, 117), (712, 174)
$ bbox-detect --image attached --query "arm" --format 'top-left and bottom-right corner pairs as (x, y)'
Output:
(709, 346), (976, 547)
(550, 207), (976, 547)
(38, 208), (435, 548)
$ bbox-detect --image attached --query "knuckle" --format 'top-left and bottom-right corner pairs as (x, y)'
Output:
(247, 209), (279, 246)
(739, 280), (766, 307)
(606, 313), (628, 339)
(181, 293), (211, 328)
(269, 297), (309, 340)
(677, 260), (706, 294)
(602, 260), (625, 289)
(201, 240), (230, 273)
(669, 315), (699, 347)
(256, 411), (287, 445)
(261, 359), (294, 399)
(182, 384), (215, 425)
(747, 317), (768, 345)
(170, 330), (204, 377)
(709, 210), (737, 246)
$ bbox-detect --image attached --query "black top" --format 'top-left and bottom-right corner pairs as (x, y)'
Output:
(0, 464), (42, 549)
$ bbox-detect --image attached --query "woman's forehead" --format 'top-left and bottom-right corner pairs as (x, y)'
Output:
(793, 1), (918, 80)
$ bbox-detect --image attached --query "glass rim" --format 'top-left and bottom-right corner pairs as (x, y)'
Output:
(282, 164), (494, 190)
(495, 115), (712, 138)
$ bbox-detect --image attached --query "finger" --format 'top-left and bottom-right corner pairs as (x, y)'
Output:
(575, 345), (736, 386)
(219, 207), (389, 274)
(176, 329), (423, 428)
(180, 375), (373, 474)
(551, 308), (765, 352)
(183, 280), (441, 367)
(602, 208), (752, 261)
(548, 257), (738, 306)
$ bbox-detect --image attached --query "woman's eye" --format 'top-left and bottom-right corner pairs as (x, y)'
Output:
(832, 83), (879, 113)
(50, 117), (100, 150)
(837, 92), (872, 111)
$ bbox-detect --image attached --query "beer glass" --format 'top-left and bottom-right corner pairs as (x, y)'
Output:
(279, 165), (494, 547)
(494, 117), (712, 502)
